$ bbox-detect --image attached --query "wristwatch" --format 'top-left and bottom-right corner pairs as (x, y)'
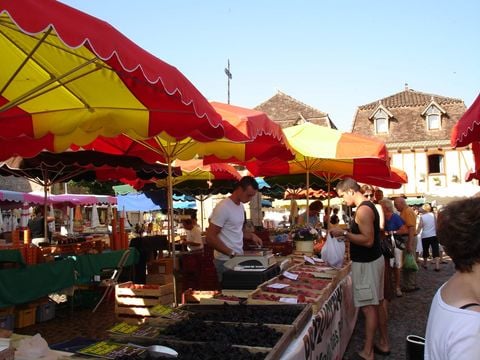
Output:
(229, 250), (236, 258)
(343, 230), (348, 236)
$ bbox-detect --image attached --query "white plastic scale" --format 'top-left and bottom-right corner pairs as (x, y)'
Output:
(224, 249), (277, 271)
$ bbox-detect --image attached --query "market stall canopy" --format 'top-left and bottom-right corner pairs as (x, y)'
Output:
(451, 93), (480, 148)
(245, 122), (390, 214)
(0, 151), (179, 186)
(116, 192), (195, 212)
(314, 166), (408, 190)
(284, 188), (337, 200)
(247, 122), (390, 178)
(0, 0), (224, 160)
(83, 102), (294, 164)
(0, 189), (45, 208)
(0, 190), (116, 209)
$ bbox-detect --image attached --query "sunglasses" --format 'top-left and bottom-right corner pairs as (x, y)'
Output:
(365, 193), (374, 198)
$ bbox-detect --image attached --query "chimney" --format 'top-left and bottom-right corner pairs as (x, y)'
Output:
(405, 83), (409, 91)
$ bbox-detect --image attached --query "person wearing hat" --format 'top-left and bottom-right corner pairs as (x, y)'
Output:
(417, 203), (440, 271)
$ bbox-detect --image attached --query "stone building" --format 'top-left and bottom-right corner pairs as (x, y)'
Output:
(351, 85), (476, 203)
(255, 90), (337, 129)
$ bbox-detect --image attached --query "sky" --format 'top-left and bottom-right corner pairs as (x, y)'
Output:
(61, 0), (480, 131)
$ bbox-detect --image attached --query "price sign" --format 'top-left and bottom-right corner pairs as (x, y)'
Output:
(266, 283), (290, 289)
(304, 255), (315, 264)
(279, 297), (298, 304)
(283, 271), (299, 280)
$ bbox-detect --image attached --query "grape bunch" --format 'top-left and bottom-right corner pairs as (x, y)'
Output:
(162, 319), (282, 348)
(189, 303), (303, 324)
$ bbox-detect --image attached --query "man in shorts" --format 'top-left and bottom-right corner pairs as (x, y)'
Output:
(331, 178), (384, 360)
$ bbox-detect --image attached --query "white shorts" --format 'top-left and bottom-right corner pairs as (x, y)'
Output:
(391, 247), (403, 268)
(352, 256), (385, 307)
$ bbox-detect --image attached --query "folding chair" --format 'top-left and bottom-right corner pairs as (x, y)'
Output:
(92, 249), (131, 313)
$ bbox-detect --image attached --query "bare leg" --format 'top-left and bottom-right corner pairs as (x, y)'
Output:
(358, 304), (377, 360)
(395, 267), (402, 296)
(377, 299), (390, 352)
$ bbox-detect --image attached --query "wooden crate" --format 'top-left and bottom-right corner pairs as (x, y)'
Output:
(146, 273), (174, 285)
(116, 281), (173, 297)
(147, 258), (173, 275)
(14, 306), (36, 328)
(115, 282), (174, 322)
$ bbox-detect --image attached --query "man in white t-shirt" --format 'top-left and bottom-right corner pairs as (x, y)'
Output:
(206, 176), (263, 283)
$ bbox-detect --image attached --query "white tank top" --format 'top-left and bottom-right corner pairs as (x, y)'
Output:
(420, 213), (436, 238)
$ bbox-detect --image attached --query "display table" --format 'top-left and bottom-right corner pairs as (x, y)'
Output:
(0, 249), (25, 267)
(280, 275), (358, 359)
(0, 248), (139, 307)
(0, 259), (76, 308)
(71, 248), (139, 284)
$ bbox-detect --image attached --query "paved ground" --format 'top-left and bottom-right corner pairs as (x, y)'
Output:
(343, 258), (454, 360)
(15, 258), (454, 358)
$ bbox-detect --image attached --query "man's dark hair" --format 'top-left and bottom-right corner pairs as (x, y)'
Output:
(182, 218), (193, 226)
(437, 197), (480, 272)
(336, 177), (360, 193)
(235, 176), (259, 191)
(309, 200), (323, 211)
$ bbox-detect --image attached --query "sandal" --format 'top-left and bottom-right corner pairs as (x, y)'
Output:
(374, 344), (391, 356)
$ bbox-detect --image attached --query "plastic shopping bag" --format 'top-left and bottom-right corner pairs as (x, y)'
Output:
(403, 253), (419, 272)
(321, 233), (345, 268)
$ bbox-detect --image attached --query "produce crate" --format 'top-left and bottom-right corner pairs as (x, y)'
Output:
(0, 307), (14, 317)
(157, 318), (295, 360)
(115, 282), (174, 323)
(36, 301), (56, 322)
(0, 347), (14, 360)
(0, 314), (14, 330)
(146, 273), (173, 285)
(147, 258), (173, 275)
(247, 276), (332, 313)
(181, 289), (220, 304)
(14, 306), (36, 328)
(179, 304), (311, 336)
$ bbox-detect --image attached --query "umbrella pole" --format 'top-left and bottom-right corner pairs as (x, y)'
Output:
(200, 195), (205, 231)
(43, 181), (49, 244)
(167, 158), (178, 307)
(306, 169), (310, 220)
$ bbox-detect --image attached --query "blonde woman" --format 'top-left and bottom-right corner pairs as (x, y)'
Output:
(417, 203), (440, 271)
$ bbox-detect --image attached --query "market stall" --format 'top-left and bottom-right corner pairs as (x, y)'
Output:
(0, 248), (138, 308)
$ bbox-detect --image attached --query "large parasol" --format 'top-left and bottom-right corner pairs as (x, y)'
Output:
(0, 151), (179, 241)
(451, 93), (480, 180)
(0, 0), (224, 160)
(245, 122), (391, 216)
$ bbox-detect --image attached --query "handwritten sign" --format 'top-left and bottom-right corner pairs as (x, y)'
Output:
(267, 283), (290, 289)
(280, 297), (298, 304)
(283, 271), (299, 280)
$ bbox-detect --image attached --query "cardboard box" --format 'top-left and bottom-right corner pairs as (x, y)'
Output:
(147, 258), (173, 275)
(14, 307), (36, 328)
(146, 274), (173, 285)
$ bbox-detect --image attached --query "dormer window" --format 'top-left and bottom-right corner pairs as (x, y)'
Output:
(422, 100), (445, 131)
(369, 104), (393, 135)
(374, 109), (389, 134)
(426, 106), (441, 130)
(375, 116), (388, 134)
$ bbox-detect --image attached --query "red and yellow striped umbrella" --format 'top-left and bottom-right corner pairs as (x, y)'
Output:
(245, 122), (391, 212)
(0, 0), (223, 160)
(451, 93), (480, 181)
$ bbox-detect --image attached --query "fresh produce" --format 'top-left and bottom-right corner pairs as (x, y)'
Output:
(188, 303), (303, 324)
(162, 319), (282, 348)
